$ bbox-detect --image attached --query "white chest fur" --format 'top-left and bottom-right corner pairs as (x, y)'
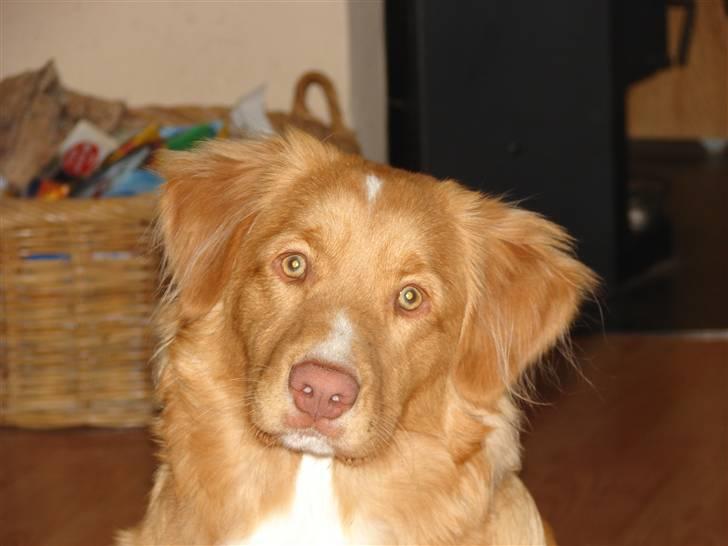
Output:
(226, 455), (350, 546)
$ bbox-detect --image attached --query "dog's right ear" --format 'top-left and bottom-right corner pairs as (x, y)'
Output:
(155, 133), (331, 319)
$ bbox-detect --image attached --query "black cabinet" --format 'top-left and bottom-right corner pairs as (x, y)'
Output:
(386, 1), (668, 303)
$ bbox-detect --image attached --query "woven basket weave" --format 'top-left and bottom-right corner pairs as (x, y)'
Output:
(0, 195), (159, 427)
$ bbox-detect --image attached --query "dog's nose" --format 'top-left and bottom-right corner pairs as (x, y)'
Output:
(288, 362), (359, 421)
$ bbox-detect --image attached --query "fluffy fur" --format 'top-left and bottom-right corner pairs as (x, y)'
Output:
(117, 131), (597, 545)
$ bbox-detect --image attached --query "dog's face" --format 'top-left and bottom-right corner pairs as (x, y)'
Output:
(230, 163), (467, 459)
(156, 133), (596, 462)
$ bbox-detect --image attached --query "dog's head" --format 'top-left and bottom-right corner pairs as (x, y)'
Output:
(155, 132), (596, 462)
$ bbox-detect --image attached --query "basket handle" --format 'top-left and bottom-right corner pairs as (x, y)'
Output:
(291, 71), (346, 132)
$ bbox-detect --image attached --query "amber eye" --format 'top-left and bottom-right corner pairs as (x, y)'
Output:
(281, 254), (307, 279)
(398, 285), (423, 311)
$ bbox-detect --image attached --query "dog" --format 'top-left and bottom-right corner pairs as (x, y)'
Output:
(117, 131), (596, 545)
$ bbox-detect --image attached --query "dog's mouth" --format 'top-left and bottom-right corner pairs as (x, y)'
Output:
(279, 429), (336, 457)
(252, 403), (392, 463)
(278, 410), (348, 458)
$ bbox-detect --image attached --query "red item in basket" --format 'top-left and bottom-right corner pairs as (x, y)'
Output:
(62, 141), (101, 177)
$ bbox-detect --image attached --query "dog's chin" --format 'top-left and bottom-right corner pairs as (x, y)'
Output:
(280, 430), (336, 457)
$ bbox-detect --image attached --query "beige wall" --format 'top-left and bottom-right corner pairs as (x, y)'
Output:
(0, 0), (386, 161)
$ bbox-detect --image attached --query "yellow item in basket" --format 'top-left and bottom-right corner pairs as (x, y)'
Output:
(105, 123), (160, 165)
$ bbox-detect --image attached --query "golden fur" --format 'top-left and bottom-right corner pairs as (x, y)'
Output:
(118, 131), (596, 545)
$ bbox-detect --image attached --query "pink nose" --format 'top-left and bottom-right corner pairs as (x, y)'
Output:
(288, 362), (359, 421)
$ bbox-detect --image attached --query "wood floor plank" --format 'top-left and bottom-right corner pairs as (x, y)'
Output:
(1, 428), (155, 546)
(522, 334), (728, 546)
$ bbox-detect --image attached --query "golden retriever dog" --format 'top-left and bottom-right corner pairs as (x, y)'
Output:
(118, 131), (596, 545)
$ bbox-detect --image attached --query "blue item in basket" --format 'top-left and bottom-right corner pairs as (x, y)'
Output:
(159, 125), (192, 139)
(103, 169), (163, 197)
(22, 253), (71, 261)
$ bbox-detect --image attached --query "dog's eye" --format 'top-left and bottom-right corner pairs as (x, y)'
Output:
(398, 286), (423, 311)
(281, 254), (307, 279)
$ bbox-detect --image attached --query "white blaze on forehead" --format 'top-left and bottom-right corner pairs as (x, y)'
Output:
(310, 311), (354, 364)
(364, 174), (383, 204)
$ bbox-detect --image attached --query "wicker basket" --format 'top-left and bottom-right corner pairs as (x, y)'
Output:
(0, 195), (159, 427)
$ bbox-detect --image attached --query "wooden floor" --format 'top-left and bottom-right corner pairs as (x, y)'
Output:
(1, 334), (726, 546)
(521, 334), (728, 545)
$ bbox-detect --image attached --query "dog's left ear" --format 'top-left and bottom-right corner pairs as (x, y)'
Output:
(449, 187), (598, 408)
